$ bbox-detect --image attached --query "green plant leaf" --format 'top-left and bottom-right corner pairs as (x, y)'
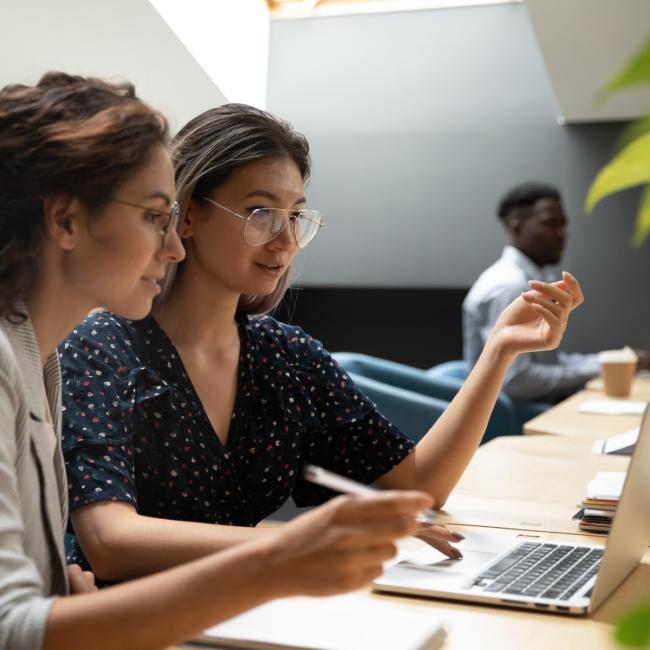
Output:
(614, 602), (650, 647)
(632, 183), (650, 247)
(617, 114), (650, 151)
(599, 38), (650, 101)
(585, 131), (650, 212)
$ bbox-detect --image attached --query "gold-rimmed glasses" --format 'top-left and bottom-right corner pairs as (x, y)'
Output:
(202, 197), (323, 249)
(108, 198), (180, 245)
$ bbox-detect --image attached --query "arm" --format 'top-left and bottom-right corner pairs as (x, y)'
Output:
(60, 317), (273, 580)
(0, 365), (55, 650)
(377, 272), (584, 507)
(71, 501), (275, 581)
(45, 491), (431, 650)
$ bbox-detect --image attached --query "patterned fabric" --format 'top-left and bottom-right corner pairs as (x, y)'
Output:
(60, 312), (413, 566)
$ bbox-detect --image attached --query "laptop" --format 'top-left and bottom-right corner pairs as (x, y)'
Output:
(373, 405), (650, 615)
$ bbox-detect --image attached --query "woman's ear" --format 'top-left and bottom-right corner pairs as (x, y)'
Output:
(42, 195), (85, 251)
(182, 199), (202, 239)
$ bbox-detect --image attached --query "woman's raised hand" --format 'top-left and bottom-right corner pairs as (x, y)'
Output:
(264, 490), (433, 597)
(490, 271), (584, 355)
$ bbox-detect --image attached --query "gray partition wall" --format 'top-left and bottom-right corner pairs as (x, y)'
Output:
(267, 3), (650, 366)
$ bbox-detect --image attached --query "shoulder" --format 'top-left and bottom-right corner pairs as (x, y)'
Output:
(59, 311), (145, 376)
(465, 258), (527, 307)
(0, 325), (19, 392)
(246, 315), (326, 365)
(62, 311), (137, 346)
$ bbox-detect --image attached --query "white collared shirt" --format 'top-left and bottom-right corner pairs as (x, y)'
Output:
(463, 246), (600, 402)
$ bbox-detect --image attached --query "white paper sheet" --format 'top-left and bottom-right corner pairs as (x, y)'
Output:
(578, 399), (647, 416)
(587, 471), (626, 500)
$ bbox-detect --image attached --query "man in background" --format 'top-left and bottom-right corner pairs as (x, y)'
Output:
(463, 182), (647, 403)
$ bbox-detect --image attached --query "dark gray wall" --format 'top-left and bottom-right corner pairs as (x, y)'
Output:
(267, 3), (650, 354)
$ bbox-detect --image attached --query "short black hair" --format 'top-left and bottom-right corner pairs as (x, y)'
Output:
(497, 182), (561, 222)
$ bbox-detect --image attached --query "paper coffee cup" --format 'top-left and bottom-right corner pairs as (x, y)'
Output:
(598, 347), (638, 398)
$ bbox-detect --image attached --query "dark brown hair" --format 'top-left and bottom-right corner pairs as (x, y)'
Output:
(0, 71), (169, 321)
(164, 103), (310, 315)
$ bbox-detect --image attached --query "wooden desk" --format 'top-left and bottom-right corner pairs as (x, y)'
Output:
(168, 386), (650, 650)
(523, 388), (647, 438)
(171, 526), (650, 650)
(437, 434), (628, 535)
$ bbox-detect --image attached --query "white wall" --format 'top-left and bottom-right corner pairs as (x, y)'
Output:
(150, 0), (270, 109)
(526, 0), (650, 123)
(0, 0), (227, 132)
(268, 5), (650, 352)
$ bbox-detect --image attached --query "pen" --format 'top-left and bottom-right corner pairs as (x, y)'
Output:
(303, 464), (436, 524)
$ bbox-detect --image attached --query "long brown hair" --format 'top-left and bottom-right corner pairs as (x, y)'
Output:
(165, 103), (311, 315)
(0, 71), (169, 321)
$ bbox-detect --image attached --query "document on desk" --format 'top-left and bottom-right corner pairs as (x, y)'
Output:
(578, 399), (647, 416)
(587, 471), (626, 501)
(592, 427), (639, 456)
(194, 593), (447, 650)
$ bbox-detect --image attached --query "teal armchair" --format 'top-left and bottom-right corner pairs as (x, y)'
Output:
(345, 370), (448, 443)
(426, 360), (550, 433)
(333, 353), (531, 443)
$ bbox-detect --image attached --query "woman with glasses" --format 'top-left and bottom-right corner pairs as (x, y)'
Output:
(59, 103), (585, 583)
(0, 73), (432, 650)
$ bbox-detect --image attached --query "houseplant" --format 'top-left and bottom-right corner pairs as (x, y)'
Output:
(585, 38), (650, 247)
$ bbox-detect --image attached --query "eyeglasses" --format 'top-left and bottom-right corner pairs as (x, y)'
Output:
(108, 198), (180, 245)
(202, 197), (323, 249)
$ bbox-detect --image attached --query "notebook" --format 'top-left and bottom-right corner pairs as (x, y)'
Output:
(592, 427), (639, 456)
(194, 593), (447, 650)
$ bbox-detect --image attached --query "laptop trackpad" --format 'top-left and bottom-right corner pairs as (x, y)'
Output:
(399, 550), (498, 584)
(393, 532), (519, 588)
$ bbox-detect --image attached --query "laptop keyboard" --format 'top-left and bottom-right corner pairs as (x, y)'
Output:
(470, 542), (603, 601)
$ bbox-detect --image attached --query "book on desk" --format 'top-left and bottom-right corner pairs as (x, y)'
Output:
(574, 471), (625, 533)
(192, 592), (447, 650)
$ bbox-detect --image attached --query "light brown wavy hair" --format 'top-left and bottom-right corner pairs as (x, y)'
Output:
(162, 103), (310, 315)
(0, 71), (169, 321)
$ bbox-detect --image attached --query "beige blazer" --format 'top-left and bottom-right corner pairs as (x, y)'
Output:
(0, 311), (69, 650)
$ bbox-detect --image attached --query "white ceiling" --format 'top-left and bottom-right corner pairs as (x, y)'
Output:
(525, 0), (650, 123)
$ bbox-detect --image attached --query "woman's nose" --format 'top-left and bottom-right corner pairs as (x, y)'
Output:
(160, 227), (186, 262)
(268, 218), (297, 251)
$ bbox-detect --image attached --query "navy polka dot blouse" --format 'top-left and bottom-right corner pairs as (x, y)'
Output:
(59, 312), (413, 564)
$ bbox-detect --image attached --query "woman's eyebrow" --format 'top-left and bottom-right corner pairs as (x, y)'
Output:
(145, 191), (172, 205)
(243, 189), (307, 205)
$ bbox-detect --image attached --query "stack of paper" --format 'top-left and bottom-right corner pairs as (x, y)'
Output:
(194, 592), (448, 650)
(574, 471), (626, 533)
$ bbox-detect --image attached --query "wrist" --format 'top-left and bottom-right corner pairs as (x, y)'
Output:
(246, 533), (300, 600)
(484, 329), (518, 366)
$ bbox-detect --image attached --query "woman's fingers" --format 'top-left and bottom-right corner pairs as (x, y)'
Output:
(416, 524), (464, 559)
(332, 491), (434, 525)
(522, 291), (566, 320)
(333, 513), (421, 549)
(530, 302), (563, 328)
(415, 534), (463, 559)
(67, 564), (98, 594)
(527, 280), (571, 307)
(560, 271), (584, 309)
